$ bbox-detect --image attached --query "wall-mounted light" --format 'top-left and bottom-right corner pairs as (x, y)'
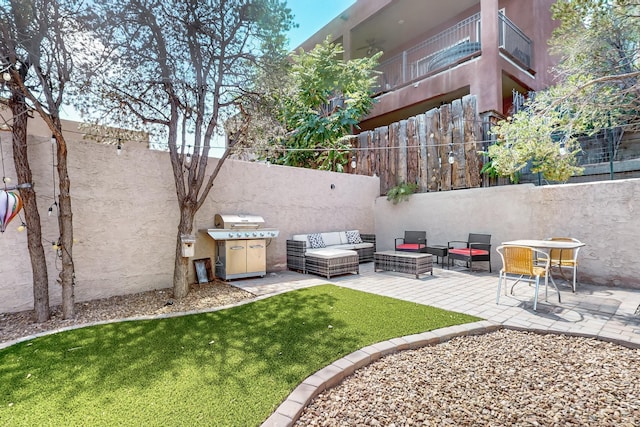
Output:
(48, 201), (57, 217)
(2, 176), (11, 184)
(51, 134), (56, 145)
(185, 152), (192, 164)
(448, 151), (455, 164)
(116, 142), (122, 156)
(351, 156), (357, 169)
(17, 222), (26, 232)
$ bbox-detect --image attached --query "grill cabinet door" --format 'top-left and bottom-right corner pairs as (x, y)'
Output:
(224, 241), (247, 275)
(246, 239), (266, 274)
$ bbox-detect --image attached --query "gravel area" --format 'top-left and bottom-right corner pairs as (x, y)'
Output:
(0, 280), (254, 345)
(297, 329), (640, 426)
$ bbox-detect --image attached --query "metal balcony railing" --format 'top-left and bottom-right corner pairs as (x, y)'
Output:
(373, 12), (533, 94)
(374, 13), (481, 93)
(498, 12), (532, 69)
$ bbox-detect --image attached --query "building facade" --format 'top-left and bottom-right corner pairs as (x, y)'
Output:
(296, 0), (559, 131)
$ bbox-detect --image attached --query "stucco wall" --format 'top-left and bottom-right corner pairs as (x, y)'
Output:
(3, 116), (639, 314)
(0, 120), (379, 313)
(374, 180), (640, 288)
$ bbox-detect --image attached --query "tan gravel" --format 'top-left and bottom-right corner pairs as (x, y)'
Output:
(0, 280), (254, 345)
(297, 329), (640, 426)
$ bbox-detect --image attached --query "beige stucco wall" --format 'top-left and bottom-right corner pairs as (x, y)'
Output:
(3, 114), (639, 314)
(0, 119), (379, 313)
(374, 180), (640, 288)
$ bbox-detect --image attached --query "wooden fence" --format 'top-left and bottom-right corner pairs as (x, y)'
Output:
(355, 95), (484, 195)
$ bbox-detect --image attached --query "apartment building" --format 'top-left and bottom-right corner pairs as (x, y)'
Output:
(296, 0), (559, 131)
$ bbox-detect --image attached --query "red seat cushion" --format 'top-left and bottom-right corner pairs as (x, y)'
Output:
(448, 248), (489, 256)
(396, 243), (426, 251)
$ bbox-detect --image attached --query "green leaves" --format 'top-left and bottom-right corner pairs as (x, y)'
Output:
(273, 37), (380, 171)
(386, 181), (419, 204)
(489, 111), (583, 183)
(487, 0), (640, 183)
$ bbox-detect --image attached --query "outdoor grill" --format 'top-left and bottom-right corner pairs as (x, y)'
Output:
(202, 214), (279, 280)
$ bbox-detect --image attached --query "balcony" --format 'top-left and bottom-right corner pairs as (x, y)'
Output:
(498, 12), (533, 72)
(373, 12), (532, 93)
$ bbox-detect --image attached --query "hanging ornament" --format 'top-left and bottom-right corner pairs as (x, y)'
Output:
(0, 190), (23, 233)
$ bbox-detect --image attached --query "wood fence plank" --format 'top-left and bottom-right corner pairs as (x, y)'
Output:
(425, 110), (440, 191)
(451, 99), (465, 189)
(463, 95), (482, 188)
(406, 118), (418, 187)
(416, 114), (429, 192)
(357, 133), (368, 175)
(439, 104), (452, 191)
(398, 120), (408, 185)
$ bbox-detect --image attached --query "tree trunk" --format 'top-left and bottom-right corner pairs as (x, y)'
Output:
(52, 124), (75, 319)
(173, 203), (195, 299)
(10, 92), (50, 322)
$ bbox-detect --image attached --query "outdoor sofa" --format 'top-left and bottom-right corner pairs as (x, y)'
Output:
(286, 230), (376, 276)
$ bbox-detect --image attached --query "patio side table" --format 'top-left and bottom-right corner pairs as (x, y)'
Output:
(426, 245), (448, 268)
(374, 250), (433, 279)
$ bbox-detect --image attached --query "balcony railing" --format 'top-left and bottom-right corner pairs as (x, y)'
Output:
(498, 12), (532, 69)
(375, 13), (481, 93)
(373, 12), (533, 93)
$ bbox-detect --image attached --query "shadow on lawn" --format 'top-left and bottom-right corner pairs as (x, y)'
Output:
(0, 284), (476, 424)
(0, 286), (354, 403)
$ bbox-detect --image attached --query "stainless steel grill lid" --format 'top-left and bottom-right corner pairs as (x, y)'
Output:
(214, 213), (265, 229)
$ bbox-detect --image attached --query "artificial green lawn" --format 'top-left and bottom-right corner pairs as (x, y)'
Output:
(0, 284), (480, 426)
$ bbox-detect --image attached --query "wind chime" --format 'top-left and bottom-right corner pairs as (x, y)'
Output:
(0, 134), (24, 232)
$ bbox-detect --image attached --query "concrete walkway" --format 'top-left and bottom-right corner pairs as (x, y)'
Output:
(232, 262), (640, 427)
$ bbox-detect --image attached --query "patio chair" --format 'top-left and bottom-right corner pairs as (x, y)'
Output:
(447, 233), (492, 272)
(395, 231), (427, 252)
(496, 245), (560, 311)
(546, 237), (582, 292)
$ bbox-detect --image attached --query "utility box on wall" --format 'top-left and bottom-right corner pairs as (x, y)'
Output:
(180, 234), (196, 257)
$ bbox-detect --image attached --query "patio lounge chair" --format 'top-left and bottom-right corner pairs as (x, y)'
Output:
(448, 233), (492, 272)
(395, 231), (427, 252)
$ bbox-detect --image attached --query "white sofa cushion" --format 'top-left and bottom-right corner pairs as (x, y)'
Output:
(322, 232), (343, 246)
(339, 231), (349, 244)
(305, 248), (357, 259)
(292, 234), (310, 245)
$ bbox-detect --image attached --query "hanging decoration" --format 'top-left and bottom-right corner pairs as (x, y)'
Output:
(0, 189), (23, 232)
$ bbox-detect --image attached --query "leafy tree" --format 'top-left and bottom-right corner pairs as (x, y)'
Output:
(0, 0), (85, 319)
(487, 0), (640, 182)
(83, 0), (293, 299)
(271, 37), (381, 172)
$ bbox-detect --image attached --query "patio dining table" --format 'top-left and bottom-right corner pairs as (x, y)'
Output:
(501, 239), (586, 295)
(501, 239), (585, 252)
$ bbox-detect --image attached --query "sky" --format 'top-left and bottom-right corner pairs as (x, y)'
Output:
(286, 0), (356, 50)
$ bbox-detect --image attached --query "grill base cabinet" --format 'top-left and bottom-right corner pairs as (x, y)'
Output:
(215, 239), (267, 280)
(203, 214), (279, 281)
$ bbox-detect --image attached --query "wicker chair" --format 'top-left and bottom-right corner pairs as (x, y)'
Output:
(546, 237), (582, 292)
(496, 245), (560, 311)
(448, 233), (492, 272)
(395, 231), (427, 252)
